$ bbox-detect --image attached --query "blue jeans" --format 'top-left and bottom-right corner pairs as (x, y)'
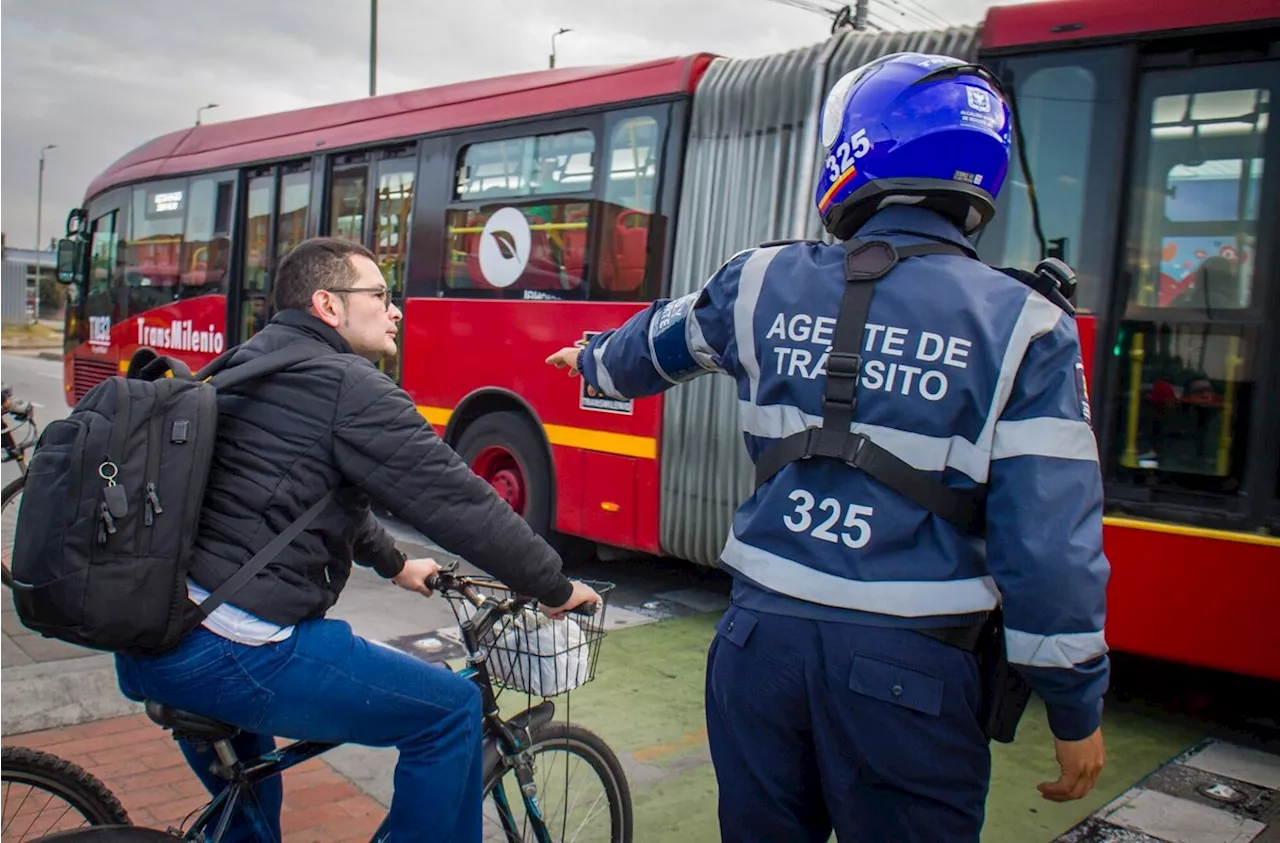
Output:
(116, 618), (483, 843)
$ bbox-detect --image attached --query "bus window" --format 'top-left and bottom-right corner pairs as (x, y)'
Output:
(85, 207), (122, 351)
(329, 159), (369, 244)
(128, 179), (187, 317)
(444, 129), (595, 299)
(1108, 68), (1273, 499)
(977, 48), (1126, 314)
(180, 176), (235, 301)
(373, 152), (415, 382)
(276, 167), (311, 259)
(241, 173), (274, 338)
(595, 112), (665, 302)
(87, 211), (119, 305)
(374, 155), (414, 298)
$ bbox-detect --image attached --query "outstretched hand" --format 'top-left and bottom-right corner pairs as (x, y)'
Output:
(546, 347), (600, 396)
(545, 347), (581, 375)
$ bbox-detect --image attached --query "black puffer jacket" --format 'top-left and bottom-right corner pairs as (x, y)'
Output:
(189, 309), (572, 626)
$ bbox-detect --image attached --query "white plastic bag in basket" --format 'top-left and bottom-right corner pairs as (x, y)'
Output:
(490, 610), (590, 696)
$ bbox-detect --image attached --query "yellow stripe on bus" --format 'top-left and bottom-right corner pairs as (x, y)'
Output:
(417, 405), (657, 460)
(544, 424), (657, 459)
(1103, 516), (1280, 548)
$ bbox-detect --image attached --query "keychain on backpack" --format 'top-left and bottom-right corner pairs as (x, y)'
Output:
(98, 461), (127, 544)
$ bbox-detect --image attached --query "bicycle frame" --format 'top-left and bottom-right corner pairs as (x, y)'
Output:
(1, 392), (37, 475)
(179, 585), (562, 843)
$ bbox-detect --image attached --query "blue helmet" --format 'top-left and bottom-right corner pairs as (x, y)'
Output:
(815, 53), (1012, 240)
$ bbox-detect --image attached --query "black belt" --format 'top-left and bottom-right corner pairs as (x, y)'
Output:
(913, 617), (987, 653)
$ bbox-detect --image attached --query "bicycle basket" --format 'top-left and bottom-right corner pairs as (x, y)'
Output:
(442, 579), (614, 697)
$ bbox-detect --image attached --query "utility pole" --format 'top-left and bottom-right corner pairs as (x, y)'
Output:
(370, 0), (378, 96)
(196, 103), (219, 126)
(34, 144), (56, 323)
(854, 0), (869, 30)
(550, 27), (571, 69)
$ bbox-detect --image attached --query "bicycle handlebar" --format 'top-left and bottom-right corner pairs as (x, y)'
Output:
(426, 564), (601, 618)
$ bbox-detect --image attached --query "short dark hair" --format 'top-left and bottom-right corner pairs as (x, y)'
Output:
(273, 237), (377, 311)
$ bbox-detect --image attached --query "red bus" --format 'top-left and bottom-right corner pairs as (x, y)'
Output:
(58, 0), (1280, 681)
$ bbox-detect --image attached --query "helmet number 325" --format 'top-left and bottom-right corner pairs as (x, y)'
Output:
(826, 129), (871, 181)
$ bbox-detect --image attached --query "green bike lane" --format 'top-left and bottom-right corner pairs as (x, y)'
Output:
(526, 611), (1222, 843)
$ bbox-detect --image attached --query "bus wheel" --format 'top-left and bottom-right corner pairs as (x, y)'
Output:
(456, 411), (552, 538)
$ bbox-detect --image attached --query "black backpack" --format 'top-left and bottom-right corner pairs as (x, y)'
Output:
(10, 344), (333, 656)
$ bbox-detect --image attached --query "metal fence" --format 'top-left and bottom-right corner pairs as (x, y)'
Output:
(1, 260), (31, 321)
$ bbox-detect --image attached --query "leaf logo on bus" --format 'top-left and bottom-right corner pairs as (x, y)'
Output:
(478, 208), (532, 289)
(492, 230), (520, 261)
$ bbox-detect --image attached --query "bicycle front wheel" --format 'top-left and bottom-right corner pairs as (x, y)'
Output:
(483, 721), (632, 843)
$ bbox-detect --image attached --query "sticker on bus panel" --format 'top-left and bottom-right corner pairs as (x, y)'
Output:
(479, 207), (531, 289)
(576, 332), (633, 415)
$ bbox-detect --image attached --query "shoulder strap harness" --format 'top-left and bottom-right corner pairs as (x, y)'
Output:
(752, 236), (1073, 538)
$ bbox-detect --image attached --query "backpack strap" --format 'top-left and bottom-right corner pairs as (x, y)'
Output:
(995, 261), (1077, 316)
(193, 348), (237, 382)
(192, 490), (336, 621)
(186, 341), (335, 622)
(134, 355), (194, 381)
(206, 343), (323, 392)
(752, 238), (989, 537)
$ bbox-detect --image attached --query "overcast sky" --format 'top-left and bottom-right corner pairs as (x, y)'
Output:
(1, 0), (1016, 251)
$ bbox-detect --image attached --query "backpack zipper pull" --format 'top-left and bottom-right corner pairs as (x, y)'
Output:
(98, 501), (118, 544)
(145, 482), (163, 526)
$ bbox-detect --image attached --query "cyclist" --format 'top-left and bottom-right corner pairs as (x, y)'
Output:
(116, 237), (600, 843)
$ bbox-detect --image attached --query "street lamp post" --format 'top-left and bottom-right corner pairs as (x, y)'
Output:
(196, 103), (219, 126)
(34, 143), (56, 323)
(550, 27), (571, 69)
(370, 0), (378, 96)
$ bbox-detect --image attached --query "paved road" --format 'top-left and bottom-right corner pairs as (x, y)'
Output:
(1, 351), (65, 489)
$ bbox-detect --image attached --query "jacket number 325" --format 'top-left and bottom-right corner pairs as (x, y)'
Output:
(783, 490), (873, 548)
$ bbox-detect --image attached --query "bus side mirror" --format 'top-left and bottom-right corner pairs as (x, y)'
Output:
(56, 238), (84, 285)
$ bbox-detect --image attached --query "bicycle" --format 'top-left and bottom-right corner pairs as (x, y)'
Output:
(0, 386), (36, 590)
(2, 383), (38, 475)
(31, 563), (632, 842)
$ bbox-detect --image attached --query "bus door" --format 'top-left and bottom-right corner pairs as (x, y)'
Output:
(232, 160), (313, 343)
(322, 145), (417, 380)
(69, 187), (131, 400)
(1103, 50), (1280, 531)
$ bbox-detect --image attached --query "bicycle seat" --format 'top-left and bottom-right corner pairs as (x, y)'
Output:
(145, 700), (240, 742)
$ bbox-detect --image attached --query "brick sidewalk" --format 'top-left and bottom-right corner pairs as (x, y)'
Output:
(2, 714), (386, 842)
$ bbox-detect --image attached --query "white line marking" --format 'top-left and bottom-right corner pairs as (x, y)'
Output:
(1098, 788), (1265, 843)
(1183, 742), (1280, 791)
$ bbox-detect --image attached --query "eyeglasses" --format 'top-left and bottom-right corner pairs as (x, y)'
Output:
(325, 286), (391, 311)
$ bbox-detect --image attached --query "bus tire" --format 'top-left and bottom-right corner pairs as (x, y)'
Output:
(456, 411), (554, 539)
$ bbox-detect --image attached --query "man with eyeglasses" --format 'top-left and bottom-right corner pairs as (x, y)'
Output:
(114, 236), (600, 843)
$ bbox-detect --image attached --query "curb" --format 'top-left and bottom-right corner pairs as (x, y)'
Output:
(2, 654), (143, 735)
